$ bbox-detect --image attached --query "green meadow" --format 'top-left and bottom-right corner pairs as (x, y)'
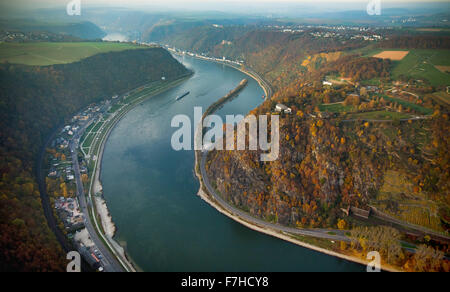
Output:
(345, 110), (412, 120)
(382, 95), (433, 115)
(0, 42), (146, 66)
(383, 49), (450, 87)
(319, 103), (357, 113)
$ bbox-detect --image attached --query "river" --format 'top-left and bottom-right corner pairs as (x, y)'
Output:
(101, 54), (365, 272)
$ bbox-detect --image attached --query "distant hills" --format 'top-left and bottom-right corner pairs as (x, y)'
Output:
(0, 42), (148, 66)
(0, 19), (106, 40)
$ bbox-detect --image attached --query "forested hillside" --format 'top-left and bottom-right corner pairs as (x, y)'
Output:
(198, 30), (449, 228)
(207, 105), (448, 229)
(0, 47), (189, 271)
(159, 26), (450, 90)
(158, 26), (373, 90)
(188, 28), (450, 270)
(206, 77), (449, 272)
(377, 36), (450, 50)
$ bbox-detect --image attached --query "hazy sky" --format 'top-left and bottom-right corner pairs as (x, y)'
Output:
(7, 0), (450, 7)
(2, 0), (449, 15)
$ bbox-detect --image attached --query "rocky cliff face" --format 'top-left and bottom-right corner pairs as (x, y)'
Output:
(206, 117), (390, 227)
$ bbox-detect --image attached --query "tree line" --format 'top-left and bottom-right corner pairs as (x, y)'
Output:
(0, 47), (189, 271)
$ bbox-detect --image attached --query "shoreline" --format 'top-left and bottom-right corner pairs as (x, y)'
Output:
(90, 55), (272, 271)
(190, 62), (401, 272)
(87, 75), (193, 272)
(172, 51), (272, 100)
(194, 170), (400, 272)
(95, 54), (399, 272)
(91, 57), (270, 272)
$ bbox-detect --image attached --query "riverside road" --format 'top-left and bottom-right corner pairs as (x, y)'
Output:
(70, 128), (124, 272)
(200, 151), (351, 242)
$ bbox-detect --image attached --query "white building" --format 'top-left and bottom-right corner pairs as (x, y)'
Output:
(275, 104), (292, 114)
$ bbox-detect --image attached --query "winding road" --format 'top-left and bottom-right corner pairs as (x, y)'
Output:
(196, 63), (350, 244)
(200, 151), (351, 242)
(70, 127), (124, 272)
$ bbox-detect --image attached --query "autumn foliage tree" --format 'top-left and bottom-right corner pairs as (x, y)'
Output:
(0, 47), (190, 271)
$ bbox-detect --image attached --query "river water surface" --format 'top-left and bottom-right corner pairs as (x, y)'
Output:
(101, 55), (365, 272)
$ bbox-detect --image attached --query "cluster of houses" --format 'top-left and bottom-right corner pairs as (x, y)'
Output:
(65, 166), (75, 181)
(264, 24), (389, 42)
(391, 17), (417, 24)
(55, 197), (85, 232)
(48, 126), (76, 180)
(72, 101), (111, 123)
(279, 28), (305, 33)
(48, 95), (119, 182)
(308, 30), (383, 42)
(72, 114), (90, 122)
(48, 164), (75, 181)
(62, 125), (80, 137)
(267, 24), (388, 34)
(45, 95), (124, 272)
(52, 136), (69, 150)
(0, 30), (65, 42)
(310, 31), (340, 38)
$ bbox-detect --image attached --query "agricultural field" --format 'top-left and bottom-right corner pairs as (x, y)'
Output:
(319, 103), (356, 113)
(435, 66), (450, 73)
(380, 49), (450, 87)
(371, 170), (444, 233)
(429, 91), (450, 107)
(343, 44), (382, 57)
(382, 95), (433, 115)
(0, 42), (146, 66)
(344, 110), (412, 120)
(373, 50), (410, 61)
